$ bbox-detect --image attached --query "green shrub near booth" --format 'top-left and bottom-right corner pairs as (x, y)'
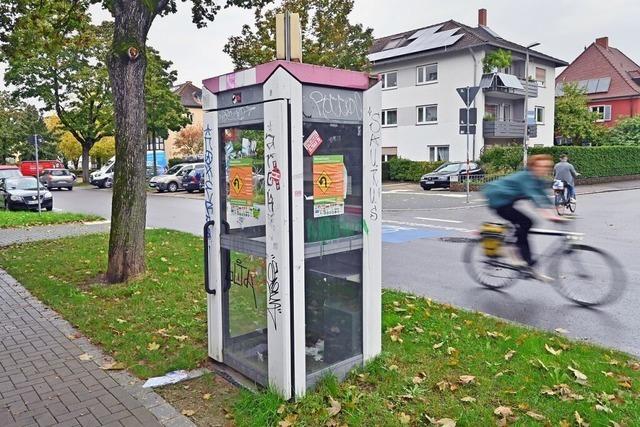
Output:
(480, 146), (640, 178)
(385, 158), (445, 182)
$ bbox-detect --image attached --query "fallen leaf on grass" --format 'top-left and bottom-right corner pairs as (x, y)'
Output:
(387, 324), (405, 343)
(555, 328), (569, 334)
(568, 366), (588, 385)
(574, 411), (589, 426)
(433, 342), (444, 349)
(526, 411), (545, 421)
(100, 361), (126, 370)
(78, 353), (93, 361)
(595, 404), (612, 413)
(460, 396), (476, 403)
(147, 342), (160, 351)
(493, 406), (513, 417)
(458, 375), (475, 384)
(504, 350), (516, 361)
(545, 344), (562, 356)
(116, 318), (127, 324)
(202, 393), (211, 400)
(398, 412), (411, 424)
(541, 384), (584, 401)
(278, 414), (298, 427)
(173, 335), (189, 341)
(414, 326), (424, 333)
(327, 397), (341, 417)
(435, 380), (458, 392)
(181, 409), (196, 416)
(601, 371), (614, 377)
(436, 418), (456, 427)
(277, 404), (286, 415)
(628, 361), (640, 371)
(388, 364), (399, 371)
(412, 376), (424, 384)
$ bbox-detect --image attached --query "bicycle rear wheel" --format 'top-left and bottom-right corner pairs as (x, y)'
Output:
(554, 192), (565, 216)
(463, 239), (520, 289)
(548, 244), (626, 307)
(568, 199), (576, 213)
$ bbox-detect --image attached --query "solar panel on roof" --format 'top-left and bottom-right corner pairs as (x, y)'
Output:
(368, 25), (463, 62)
(586, 79), (599, 93)
(596, 77), (611, 93)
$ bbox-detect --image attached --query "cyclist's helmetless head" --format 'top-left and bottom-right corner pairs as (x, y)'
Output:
(528, 154), (553, 178)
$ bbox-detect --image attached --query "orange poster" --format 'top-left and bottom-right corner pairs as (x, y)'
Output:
(313, 155), (345, 202)
(229, 158), (253, 206)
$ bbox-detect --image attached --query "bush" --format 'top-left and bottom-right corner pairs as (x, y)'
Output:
(382, 161), (390, 181)
(387, 157), (445, 182)
(480, 146), (640, 178)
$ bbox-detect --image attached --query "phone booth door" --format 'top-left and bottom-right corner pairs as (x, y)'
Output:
(218, 123), (269, 386)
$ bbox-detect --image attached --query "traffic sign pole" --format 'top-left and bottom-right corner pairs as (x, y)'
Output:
(465, 87), (470, 204)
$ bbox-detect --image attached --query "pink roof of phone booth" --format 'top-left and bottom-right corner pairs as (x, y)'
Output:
(202, 60), (375, 94)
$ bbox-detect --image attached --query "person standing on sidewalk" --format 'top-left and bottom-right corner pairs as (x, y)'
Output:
(554, 154), (579, 202)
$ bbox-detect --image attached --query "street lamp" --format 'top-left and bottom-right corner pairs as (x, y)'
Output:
(523, 42), (540, 167)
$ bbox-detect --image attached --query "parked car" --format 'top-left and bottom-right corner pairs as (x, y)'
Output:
(0, 165), (22, 181)
(182, 164), (205, 193)
(420, 161), (483, 190)
(39, 168), (76, 191)
(89, 162), (114, 188)
(149, 163), (199, 193)
(20, 160), (65, 177)
(1, 176), (53, 211)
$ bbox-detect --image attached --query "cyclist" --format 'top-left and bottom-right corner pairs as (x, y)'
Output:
(554, 154), (578, 202)
(482, 154), (560, 279)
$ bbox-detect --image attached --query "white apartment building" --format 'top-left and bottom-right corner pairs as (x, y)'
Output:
(368, 9), (567, 162)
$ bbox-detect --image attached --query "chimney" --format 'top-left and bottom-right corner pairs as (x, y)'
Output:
(478, 8), (487, 27)
(595, 37), (609, 48)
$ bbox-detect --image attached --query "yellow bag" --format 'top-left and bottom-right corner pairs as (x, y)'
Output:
(480, 222), (505, 257)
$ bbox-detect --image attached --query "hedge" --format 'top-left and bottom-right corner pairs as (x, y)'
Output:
(385, 158), (445, 182)
(480, 146), (640, 178)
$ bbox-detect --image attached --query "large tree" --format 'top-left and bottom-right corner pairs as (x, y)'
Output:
(174, 124), (204, 156)
(606, 116), (640, 146)
(0, 92), (36, 164)
(555, 82), (605, 145)
(224, 0), (373, 71)
(1, 6), (114, 182)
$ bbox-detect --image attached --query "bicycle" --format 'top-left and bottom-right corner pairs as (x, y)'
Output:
(462, 220), (626, 307)
(553, 180), (576, 216)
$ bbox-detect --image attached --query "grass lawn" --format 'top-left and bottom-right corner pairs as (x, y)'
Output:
(0, 210), (102, 228)
(0, 230), (638, 426)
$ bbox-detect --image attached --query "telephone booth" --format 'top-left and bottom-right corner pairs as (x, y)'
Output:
(202, 61), (381, 399)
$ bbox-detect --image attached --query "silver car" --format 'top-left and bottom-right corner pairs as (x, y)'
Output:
(39, 168), (76, 191)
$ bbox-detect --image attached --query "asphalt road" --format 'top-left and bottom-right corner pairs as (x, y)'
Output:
(53, 182), (640, 356)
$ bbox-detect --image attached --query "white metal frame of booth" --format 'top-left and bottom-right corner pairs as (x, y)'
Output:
(202, 61), (381, 399)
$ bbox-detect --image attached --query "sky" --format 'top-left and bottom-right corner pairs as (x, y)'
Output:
(2, 0), (639, 93)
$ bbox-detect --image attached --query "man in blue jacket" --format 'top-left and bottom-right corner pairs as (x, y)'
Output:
(483, 155), (559, 277)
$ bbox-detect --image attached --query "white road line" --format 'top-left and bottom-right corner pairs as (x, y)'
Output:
(383, 219), (474, 233)
(414, 217), (462, 224)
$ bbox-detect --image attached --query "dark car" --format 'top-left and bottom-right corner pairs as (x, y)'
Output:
(420, 161), (483, 190)
(0, 176), (53, 211)
(182, 164), (205, 193)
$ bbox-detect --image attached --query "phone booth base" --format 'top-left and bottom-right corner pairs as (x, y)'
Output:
(202, 61), (382, 399)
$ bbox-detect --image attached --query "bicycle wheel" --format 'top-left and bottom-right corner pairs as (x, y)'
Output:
(463, 238), (520, 289)
(568, 198), (576, 213)
(554, 192), (565, 216)
(548, 244), (626, 307)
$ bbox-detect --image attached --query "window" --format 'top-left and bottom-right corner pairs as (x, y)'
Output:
(381, 109), (398, 127)
(381, 71), (398, 89)
(417, 105), (437, 124)
(535, 67), (546, 86)
(535, 106), (545, 124)
(417, 63), (438, 84)
(590, 105), (612, 122)
(502, 104), (512, 121)
(429, 146), (449, 162)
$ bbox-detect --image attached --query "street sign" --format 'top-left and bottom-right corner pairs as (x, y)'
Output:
(28, 135), (42, 145)
(456, 86), (480, 107)
(459, 108), (477, 125)
(459, 125), (476, 135)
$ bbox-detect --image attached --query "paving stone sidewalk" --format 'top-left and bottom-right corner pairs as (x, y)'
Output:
(0, 222), (111, 248)
(0, 269), (197, 427)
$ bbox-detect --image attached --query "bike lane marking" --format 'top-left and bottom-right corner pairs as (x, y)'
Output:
(383, 219), (475, 234)
(414, 216), (463, 224)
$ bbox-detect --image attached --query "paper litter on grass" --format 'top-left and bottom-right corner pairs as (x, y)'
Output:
(143, 370), (189, 388)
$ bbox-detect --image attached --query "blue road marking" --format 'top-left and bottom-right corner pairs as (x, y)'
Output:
(382, 225), (450, 243)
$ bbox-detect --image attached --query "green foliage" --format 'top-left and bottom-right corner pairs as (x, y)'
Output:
(606, 116), (640, 145)
(90, 137), (116, 164)
(387, 157), (445, 182)
(224, 0), (374, 71)
(555, 82), (604, 144)
(382, 161), (390, 181)
(480, 146), (640, 177)
(482, 49), (512, 73)
(0, 91), (52, 163)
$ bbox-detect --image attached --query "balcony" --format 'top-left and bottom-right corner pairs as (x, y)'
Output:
(480, 73), (538, 99)
(483, 120), (525, 139)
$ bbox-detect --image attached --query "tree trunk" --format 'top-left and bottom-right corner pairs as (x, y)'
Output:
(106, 1), (154, 283)
(81, 144), (91, 183)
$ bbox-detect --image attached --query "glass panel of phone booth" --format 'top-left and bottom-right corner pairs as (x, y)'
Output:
(302, 122), (363, 382)
(218, 124), (268, 385)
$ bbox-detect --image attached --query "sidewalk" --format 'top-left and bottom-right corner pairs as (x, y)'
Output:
(0, 250), (197, 426)
(0, 222), (111, 248)
(576, 179), (640, 195)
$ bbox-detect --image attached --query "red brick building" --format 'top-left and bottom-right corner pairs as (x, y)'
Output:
(556, 37), (640, 127)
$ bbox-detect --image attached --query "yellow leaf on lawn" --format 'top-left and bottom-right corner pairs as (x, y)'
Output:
(327, 396), (341, 417)
(147, 342), (160, 351)
(414, 326), (424, 333)
(388, 364), (399, 371)
(277, 404), (286, 415)
(78, 353), (93, 361)
(202, 393), (211, 400)
(446, 347), (457, 355)
(628, 361), (640, 371)
(526, 411), (545, 421)
(173, 335), (189, 341)
(279, 414), (298, 427)
(460, 396), (476, 403)
(594, 404), (612, 413)
(458, 375), (475, 384)
(433, 342), (444, 349)
(436, 418), (456, 427)
(100, 361), (126, 370)
(545, 343), (562, 356)
(116, 318), (127, 324)
(398, 412), (411, 424)
(181, 409), (196, 416)
(568, 366), (588, 385)
(412, 376), (424, 384)
(601, 371), (614, 377)
(574, 411), (589, 427)
(493, 406), (513, 418)
(504, 350), (516, 361)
